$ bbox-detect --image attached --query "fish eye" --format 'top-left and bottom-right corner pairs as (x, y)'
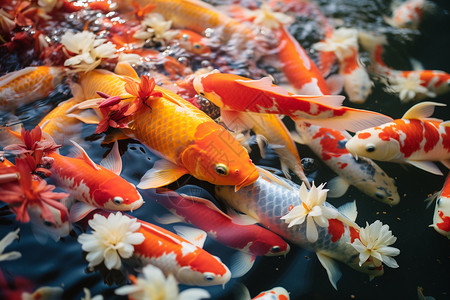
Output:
(215, 163), (229, 176)
(367, 266), (378, 271)
(271, 246), (282, 253)
(193, 43), (201, 49)
(204, 273), (215, 281)
(113, 196), (124, 205)
(199, 92), (205, 96)
(365, 144), (376, 153)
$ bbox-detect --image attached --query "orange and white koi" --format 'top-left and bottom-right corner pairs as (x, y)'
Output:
(48, 141), (144, 211)
(252, 287), (290, 300)
(385, 0), (430, 30)
(194, 71), (393, 132)
(428, 172), (450, 238)
(295, 122), (399, 205)
(85, 209), (231, 286)
(0, 66), (65, 110)
(150, 188), (289, 275)
(175, 29), (211, 55)
(346, 102), (450, 175)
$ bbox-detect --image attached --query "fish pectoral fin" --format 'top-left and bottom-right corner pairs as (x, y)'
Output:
(401, 101), (446, 120)
(69, 202), (98, 223)
(407, 160), (443, 176)
(70, 140), (101, 170)
(66, 109), (101, 125)
(337, 200), (358, 222)
(100, 141), (122, 175)
(230, 252), (256, 278)
(221, 110), (255, 132)
(316, 252), (342, 290)
(325, 74), (344, 95)
(137, 160), (188, 189)
(173, 225), (207, 248)
(153, 213), (184, 225)
(114, 62), (140, 80)
(326, 176), (350, 198)
(226, 207), (259, 225)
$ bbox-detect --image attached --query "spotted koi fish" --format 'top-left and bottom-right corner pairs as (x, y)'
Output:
(0, 66), (65, 110)
(428, 172), (450, 238)
(385, 0), (429, 29)
(215, 177), (384, 289)
(346, 102), (450, 175)
(295, 122), (399, 205)
(252, 286), (290, 300)
(49, 141), (144, 211)
(85, 209), (231, 286)
(193, 72), (393, 132)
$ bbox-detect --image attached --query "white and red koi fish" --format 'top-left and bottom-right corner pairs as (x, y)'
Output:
(385, 0), (431, 30)
(0, 66), (65, 110)
(194, 71), (393, 132)
(295, 122), (399, 205)
(83, 209), (231, 286)
(428, 172), (450, 238)
(150, 188), (289, 276)
(252, 286), (290, 300)
(215, 177), (390, 289)
(346, 102), (450, 175)
(49, 141), (144, 211)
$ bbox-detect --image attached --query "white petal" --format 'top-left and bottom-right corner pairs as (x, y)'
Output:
(306, 216), (319, 243)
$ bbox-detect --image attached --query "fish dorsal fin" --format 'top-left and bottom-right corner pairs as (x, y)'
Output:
(70, 140), (100, 171)
(407, 160), (443, 175)
(291, 94), (346, 108)
(180, 193), (233, 221)
(100, 141), (122, 175)
(137, 159), (188, 189)
(70, 202), (99, 223)
(316, 252), (342, 290)
(0, 67), (38, 87)
(139, 222), (184, 245)
(337, 200), (358, 222)
(229, 252), (256, 278)
(235, 77), (291, 96)
(173, 225), (207, 248)
(402, 102), (447, 120)
(114, 62), (140, 80)
(226, 207), (259, 225)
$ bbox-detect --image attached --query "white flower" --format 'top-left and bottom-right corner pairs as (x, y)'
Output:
(251, 4), (293, 29)
(133, 13), (178, 44)
(0, 228), (21, 262)
(350, 220), (400, 268)
(77, 212), (145, 270)
(115, 264), (210, 300)
(313, 28), (358, 60)
(388, 72), (435, 102)
(280, 182), (338, 243)
(81, 288), (104, 300)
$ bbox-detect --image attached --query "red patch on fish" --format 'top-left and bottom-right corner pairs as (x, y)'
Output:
(423, 121), (440, 153)
(349, 226), (359, 243)
(442, 126), (450, 152)
(357, 132), (372, 139)
(437, 210), (450, 232)
(338, 163), (348, 169)
(378, 120), (425, 158)
(313, 128), (348, 160)
(341, 49), (359, 74)
(328, 219), (345, 242)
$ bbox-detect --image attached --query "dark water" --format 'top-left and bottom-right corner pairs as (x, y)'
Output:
(1, 0), (450, 299)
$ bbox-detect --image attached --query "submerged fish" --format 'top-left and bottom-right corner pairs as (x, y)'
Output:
(428, 172), (450, 238)
(346, 102), (450, 175)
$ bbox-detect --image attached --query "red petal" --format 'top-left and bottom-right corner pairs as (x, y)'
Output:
(97, 91), (111, 99)
(99, 96), (122, 108)
(125, 80), (139, 97)
(94, 119), (110, 134)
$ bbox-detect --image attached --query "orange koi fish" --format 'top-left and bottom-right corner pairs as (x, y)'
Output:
(194, 72), (393, 132)
(73, 65), (259, 189)
(346, 102), (450, 175)
(175, 29), (211, 55)
(48, 141), (144, 211)
(85, 209), (231, 286)
(428, 172), (450, 238)
(0, 66), (65, 110)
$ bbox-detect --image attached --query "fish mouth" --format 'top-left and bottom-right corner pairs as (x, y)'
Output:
(235, 168), (259, 191)
(129, 193), (145, 211)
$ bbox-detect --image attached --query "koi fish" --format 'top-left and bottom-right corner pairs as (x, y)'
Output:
(72, 65), (259, 189)
(84, 209), (231, 286)
(0, 66), (65, 110)
(48, 141), (144, 211)
(60, 0), (117, 13)
(252, 287), (290, 300)
(295, 122), (399, 205)
(385, 0), (430, 29)
(149, 188), (289, 276)
(346, 102), (450, 175)
(428, 172), (450, 238)
(175, 29), (211, 55)
(193, 72), (393, 132)
(214, 177), (385, 289)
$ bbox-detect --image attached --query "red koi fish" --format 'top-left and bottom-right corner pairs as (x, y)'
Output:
(48, 141), (144, 211)
(0, 66), (65, 110)
(428, 172), (450, 238)
(84, 209), (231, 286)
(193, 72), (393, 132)
(346, 102), (450, 175)
(150, 188), (289, 276)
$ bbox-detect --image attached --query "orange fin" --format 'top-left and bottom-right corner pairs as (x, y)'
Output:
(114, 62), (140, 80)
(70, 140), (100, 171)
(137, 159), (188, 189)
(235, 77), (291, 96)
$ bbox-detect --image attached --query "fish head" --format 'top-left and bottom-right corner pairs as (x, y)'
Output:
(192, 71), (224, 108)
(348, 257), (385, 278)
(176, 254), (231, 286)
(346, 128), (400, 161)
(181, 122), (259, 188)
(94, 178), (144, 211)
(178, 30), (211, 55)
(431, 195), (450, 238)
(248, 235), (290, 256)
